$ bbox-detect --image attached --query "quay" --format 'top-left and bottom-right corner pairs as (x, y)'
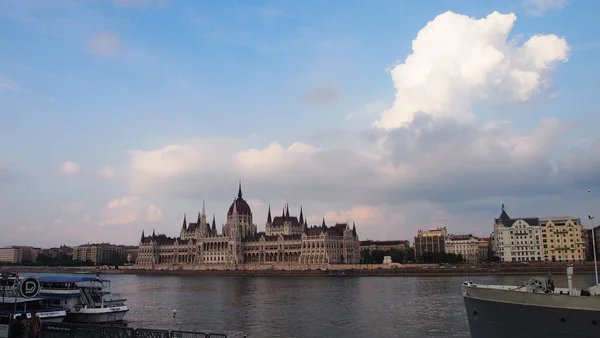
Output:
(39, 322), (246, 338)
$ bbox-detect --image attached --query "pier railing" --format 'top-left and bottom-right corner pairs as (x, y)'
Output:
(40, 322), (247, 338)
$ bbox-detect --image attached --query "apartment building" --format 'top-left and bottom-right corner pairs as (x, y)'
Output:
(73, 243), (123, 265)
(0, 246), (40, 263)
(540, 217), (586, 262)
(360, 240), (410, 252)
(414, 227), (447, 260)
(445, 235), (489, 264)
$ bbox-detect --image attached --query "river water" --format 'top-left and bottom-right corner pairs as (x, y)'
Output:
(31, 272), (598, 337)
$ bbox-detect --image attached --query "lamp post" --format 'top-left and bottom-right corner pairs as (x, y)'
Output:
(588, 188), (599, 285)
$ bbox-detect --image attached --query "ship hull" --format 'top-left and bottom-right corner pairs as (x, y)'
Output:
(463, 292), (600, 338)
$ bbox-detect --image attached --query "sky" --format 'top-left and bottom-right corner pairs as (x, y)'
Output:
(1, 0), (600, 248)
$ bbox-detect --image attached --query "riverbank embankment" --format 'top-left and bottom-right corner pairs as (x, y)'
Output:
(7, 263), (597, 277)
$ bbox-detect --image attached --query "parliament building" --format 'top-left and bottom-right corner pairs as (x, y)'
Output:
(135, 183), (360, 268)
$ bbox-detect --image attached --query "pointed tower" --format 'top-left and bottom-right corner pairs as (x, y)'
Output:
(282, 206), (285, 217)
(322, 217), (326, 232)
(201, 200), (207, 236)
(352, 221), (357, 237)
(152, 228), (156, 237)
(267, 205), (272, 224)
(182, 214), (187, 231)
(211, 214), (217, 235)
(285, 203), (290, 219)
(299, 206), (304, 224)
(238, 179), (243, 199)
(141, 230), (145, 243)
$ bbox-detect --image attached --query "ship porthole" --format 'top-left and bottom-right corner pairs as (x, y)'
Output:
(593, 320), (597, 326)
(560, 318), (565, 323)
(472, 311), (478, 317)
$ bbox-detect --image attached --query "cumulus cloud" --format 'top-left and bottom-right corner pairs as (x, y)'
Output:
(374, 11), (569, 129)
(98, 196), (163, 226)
(88, 32), (121, 58)
(122, 11), (584, 239)
(523, 0), (570, 16)
(98, 166), (117, 179)
(58, 161), (80, 176)
(302, 86), (340, 105)
(146, 204), (164, 222)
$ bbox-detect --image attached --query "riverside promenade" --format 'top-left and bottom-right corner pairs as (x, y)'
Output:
(8, 262), (598, 277)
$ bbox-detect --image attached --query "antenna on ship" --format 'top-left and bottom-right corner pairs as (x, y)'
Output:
(588, 188), (599, 285)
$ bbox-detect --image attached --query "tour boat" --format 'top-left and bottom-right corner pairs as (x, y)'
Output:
(37, 275), (129, 324)
(1, 275), (66, 338)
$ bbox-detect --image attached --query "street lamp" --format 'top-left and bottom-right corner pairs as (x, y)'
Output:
(588, 188), (599, 285)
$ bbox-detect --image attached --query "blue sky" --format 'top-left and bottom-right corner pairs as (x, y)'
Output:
(1, 0), (600, 247)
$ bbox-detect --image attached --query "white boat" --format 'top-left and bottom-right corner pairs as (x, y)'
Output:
(1, 276), (66, 338)
(37, 275), (128, 324)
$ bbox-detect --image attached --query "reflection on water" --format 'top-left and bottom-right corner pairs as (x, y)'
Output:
(29, 272), (598, 338)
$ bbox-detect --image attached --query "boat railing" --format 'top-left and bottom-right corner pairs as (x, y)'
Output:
(464, 283), (525, 291)
(40, 322), (247, 338)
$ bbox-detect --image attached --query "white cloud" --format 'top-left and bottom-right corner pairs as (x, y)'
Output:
(146, 204), (164, 222)
(0, 76), (21, 91)
(98, 196), (163, 226)
(60, 202), (86, 214)
(98, 166), (117, 179)
(523, 0), (570, 16)
(119, 10), (585, 240)
(58, 161), (80, 176)
(88, 32), (121, 58)
(373, 11), (569, 129)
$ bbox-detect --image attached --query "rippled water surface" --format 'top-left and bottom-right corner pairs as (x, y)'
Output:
(31, 272), (597, 337)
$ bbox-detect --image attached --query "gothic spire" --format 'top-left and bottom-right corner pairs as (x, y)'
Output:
(182, 213), (187, 230)
(299, 205), (304, 224)
(152, 228), (156, 237)
(232, 198), (238, 215)
(238, 179), (243, 199)
(285, 203), (290, 219)
(267, 205), (272, 223)
(202, 200), (206, 217)
(212, 214), (216, 232)
(322, 217), (326, 228)
(141, 230), (145, 242)
(352, 222), (357, 237)
(282, 206), (285, 217)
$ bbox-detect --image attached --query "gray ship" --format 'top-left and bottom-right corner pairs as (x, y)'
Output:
(462, 266), (600, 338)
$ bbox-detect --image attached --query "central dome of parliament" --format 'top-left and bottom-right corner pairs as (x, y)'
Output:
(227, 182), (252, 216)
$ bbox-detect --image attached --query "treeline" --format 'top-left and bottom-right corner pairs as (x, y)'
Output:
(360, 248), (465, 264)
(360, 248), (416, 264)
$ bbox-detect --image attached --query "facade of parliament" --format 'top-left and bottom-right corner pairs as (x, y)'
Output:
(135, 183), (361, 267)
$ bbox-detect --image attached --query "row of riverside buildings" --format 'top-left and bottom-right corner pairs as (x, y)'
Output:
(0, 244), (137, 265)
(412, 204), (590, 264)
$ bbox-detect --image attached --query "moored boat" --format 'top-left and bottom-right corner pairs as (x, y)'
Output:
(37, 275), (128, 324)
(462, 265), (600, 338)
(1, 274), (66, 338)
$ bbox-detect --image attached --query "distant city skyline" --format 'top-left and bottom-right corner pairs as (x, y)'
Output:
(2, 0), (600, 247)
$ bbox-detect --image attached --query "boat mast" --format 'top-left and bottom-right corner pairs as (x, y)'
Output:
(588, 188), (599, 285)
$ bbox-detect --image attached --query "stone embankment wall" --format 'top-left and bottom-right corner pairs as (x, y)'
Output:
(6, 262), (597, 277)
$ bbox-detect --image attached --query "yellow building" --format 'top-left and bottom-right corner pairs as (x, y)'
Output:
(540, 217), (586, 262)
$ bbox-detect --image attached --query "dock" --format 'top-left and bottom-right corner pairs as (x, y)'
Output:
(40, 322), (247, 338)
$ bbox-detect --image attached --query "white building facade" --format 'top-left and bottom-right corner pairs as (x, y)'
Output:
(445, 235), (489, 264)
(135, 183), (360, 268)
(491, 204), (543, 262)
